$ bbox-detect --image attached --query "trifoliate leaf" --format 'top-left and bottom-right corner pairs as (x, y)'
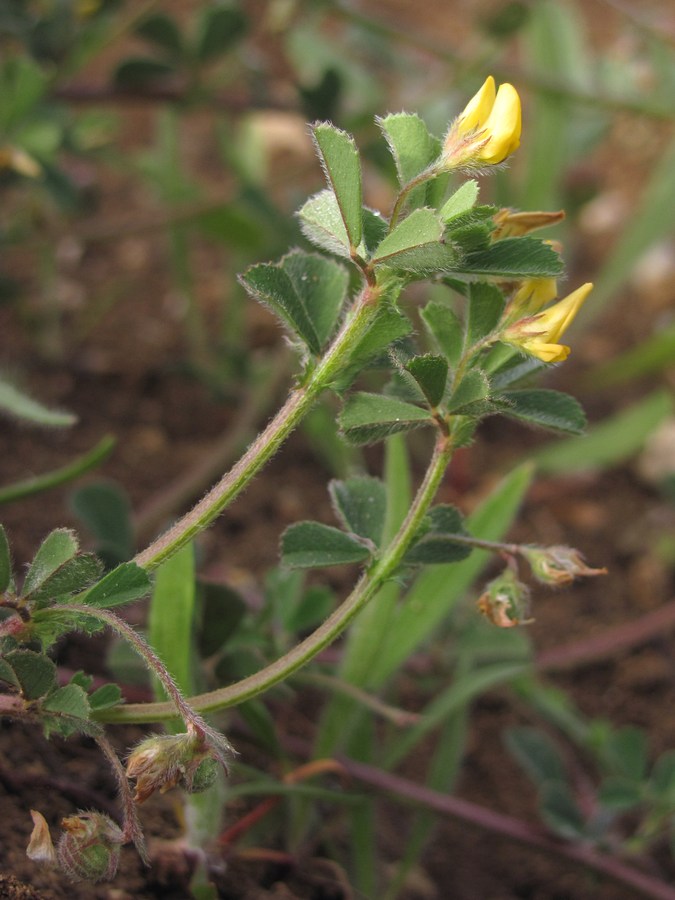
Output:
(312, 123), (363, 248)
(339, 393), (434, 445)
(329, 476), (387, 547)
(281, 522), (371, 569)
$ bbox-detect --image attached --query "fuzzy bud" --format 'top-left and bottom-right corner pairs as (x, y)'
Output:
(127, 731), (226, 803)
(522, 545), (607, 587)
(477, 567), (532, 627)
(56, 812), (123, 883)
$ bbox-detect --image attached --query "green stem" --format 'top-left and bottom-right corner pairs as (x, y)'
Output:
(96, 434), (454, 724)
(134, 286), (381, 572)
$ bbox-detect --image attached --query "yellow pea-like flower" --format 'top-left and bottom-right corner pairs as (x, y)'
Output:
(503, 282), (593, 363)
(442, 76), (522, 169)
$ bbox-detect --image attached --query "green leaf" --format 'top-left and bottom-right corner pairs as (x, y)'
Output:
(281, 250), (349, 347)
(466, 282), (505, 346)
(69, 480), (134, 566)
(361, 207), (388, 253)
(136, 13), (183, 58)
(194, 5), (247, 62)
(650, 751), (675, 797)
(540, 782), (586, 839)
(329, 476), (387, 547)
(500, 389), (586, 434)
(439, 180), (479, 222)
(446, 369), (490, 413)
(297, 189), (350, 258)
(150, 542), (196, 697)
(405, 355), (448, 408)
(339, 393), (433, 446)
(376, 112), (440, 186)
(403, 505), (472, 565)
(281, 522), (371, 569)
(460, 237), (564, 278)
(113, 57), (175, 88)
(601, 726), (648, 781)
(332, 303), (413, 390)
(598, 777), (643, 811)
(0, 657), (18, 688)
(42, 683), (90, 719)
(312, 123), (362, 248)
(23, 529), (79, 597)
(371, 208), (443, 266)
(0, 525), (11, 593)
(240, 260), (322, 354)
(25, 553), (104, 609)
(88, 683), (122, 711)
(4, 649), (57, 699)
(533, 389), (672, 474)
(421, 301), (463, 366)
(0, 377), (76, 428)
(82, 562), (151, 608)
(373, 240), (461, 277)
(505, 727), (568, 787)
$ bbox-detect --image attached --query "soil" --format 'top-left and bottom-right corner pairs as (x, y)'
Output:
(2, 1), (675, 898)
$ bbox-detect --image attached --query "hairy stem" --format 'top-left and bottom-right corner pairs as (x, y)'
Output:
(134, 286), (381, 572)
(96, 434), (454, 724)
(94, 733), (148, 863)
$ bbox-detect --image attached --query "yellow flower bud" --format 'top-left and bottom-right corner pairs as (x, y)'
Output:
(493, 208), (565, 239)
(442, 76), (522, 169)
(502, 282), (593, 363)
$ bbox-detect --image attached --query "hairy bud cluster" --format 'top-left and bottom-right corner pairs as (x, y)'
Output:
(477, 567), (532, 628)
(521, 544), (607, 586)
(126, 730), (222, 803)
(27, 810), (123, 883)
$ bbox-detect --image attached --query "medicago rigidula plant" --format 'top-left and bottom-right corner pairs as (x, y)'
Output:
(0, 76), (604, 883)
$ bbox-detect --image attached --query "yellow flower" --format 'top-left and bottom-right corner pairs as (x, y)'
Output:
(442, 76), (522, 169)
(506, 277), (558, 318)
(503, 282), (593, 363)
